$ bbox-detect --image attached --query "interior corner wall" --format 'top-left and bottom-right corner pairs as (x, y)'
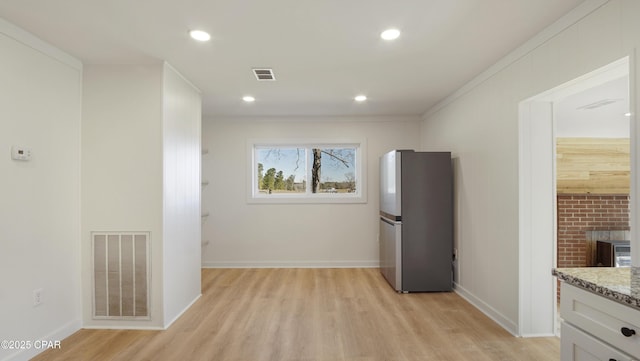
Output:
(81, 64), (165, 329)
(0, 20), (82, 361)
(201, 116), (421, 268)
(419, 0), (638, 334)
(161, 64), (202, 327)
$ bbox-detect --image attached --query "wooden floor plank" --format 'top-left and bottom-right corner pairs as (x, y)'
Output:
(32, 268), (559, 361)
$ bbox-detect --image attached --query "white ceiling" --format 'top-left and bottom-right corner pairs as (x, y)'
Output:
(556, 76), (630, 138)
(0, 0), (587, 117)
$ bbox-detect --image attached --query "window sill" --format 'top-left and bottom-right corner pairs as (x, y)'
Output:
(247, 193), (367, 204)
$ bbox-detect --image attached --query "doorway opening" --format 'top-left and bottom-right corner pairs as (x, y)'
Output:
(518, 56), (632, 337)
(554, 75), (631, 272)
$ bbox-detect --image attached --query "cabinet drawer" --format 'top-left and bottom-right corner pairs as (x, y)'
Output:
(561, 283), (640, 357)
(562, 322), (634, 361)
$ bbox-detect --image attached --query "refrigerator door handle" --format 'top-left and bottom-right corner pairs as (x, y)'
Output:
(380, 216), (398, 226)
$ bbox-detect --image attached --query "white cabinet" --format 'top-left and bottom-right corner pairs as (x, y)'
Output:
(562, 322), (634, 361)
(560, 283), (640, 360)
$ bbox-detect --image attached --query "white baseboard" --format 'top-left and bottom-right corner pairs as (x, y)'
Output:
(164, 294), (202, 329)
(84, 294), (202, 331)
(81, 325), (165, 331)
(202, 260), (380, 268)
(453, 282), (519, 336)
(520, 332), (557, 338)
(2, 319), (81, 361)
(82, 294), (203, 331)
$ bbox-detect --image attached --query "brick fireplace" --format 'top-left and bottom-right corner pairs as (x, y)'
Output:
(557, 194), (630, 268)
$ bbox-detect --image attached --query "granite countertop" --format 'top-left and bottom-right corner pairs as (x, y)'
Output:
(553, 267), (640, 309)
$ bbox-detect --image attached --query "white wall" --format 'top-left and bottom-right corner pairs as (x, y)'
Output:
(82, 64), (165, 328)
(420, 0), (639, 335)
(161, 64), (202, 327)
(202, 116), (421, 267)
(0, 19), (82, 361)
(82, 63), (202, 329)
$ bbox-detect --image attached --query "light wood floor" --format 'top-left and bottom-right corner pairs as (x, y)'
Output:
(33, 268), (559, 361)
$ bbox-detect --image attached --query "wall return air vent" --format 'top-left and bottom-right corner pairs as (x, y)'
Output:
(252, 68), (276, 81)
(92, 232), (150, 320)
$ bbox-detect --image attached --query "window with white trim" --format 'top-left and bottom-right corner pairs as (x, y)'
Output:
(248, 140), (366, 203)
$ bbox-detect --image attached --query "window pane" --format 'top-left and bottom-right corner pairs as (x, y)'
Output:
(312, 147), (357, 194)
(249, 141), (365, 203)
(256, 148), (307, 194)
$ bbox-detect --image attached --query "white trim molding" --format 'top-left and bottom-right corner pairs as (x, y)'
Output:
(453, 283), (520, 337)
(422, 0), (610, 120)
(0, 17), (82, 70)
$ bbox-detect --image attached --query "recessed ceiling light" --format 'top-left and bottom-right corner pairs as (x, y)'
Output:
(355, 95), (367, 102)
(189, 30), (211, 42)
(380, 28), (400, 41)
(625, 112), (632, 117)
(243, 95), (256, 102)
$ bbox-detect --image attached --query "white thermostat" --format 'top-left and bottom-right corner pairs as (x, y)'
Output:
(11, 146), (32, 161)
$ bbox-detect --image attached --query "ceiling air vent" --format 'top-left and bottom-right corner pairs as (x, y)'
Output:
(252, 68), (276, 81)
(576, 98), (622, 110)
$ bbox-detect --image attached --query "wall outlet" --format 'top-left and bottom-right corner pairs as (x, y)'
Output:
(33, 288), (43, 307)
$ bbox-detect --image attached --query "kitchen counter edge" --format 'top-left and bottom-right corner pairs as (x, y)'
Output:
(552, 267), (640, 310)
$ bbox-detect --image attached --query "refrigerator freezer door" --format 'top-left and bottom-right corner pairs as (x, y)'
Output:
(379, 217), (402, 291)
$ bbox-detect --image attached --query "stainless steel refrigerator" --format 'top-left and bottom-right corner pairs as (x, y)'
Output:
(379, 150), (453, 292)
